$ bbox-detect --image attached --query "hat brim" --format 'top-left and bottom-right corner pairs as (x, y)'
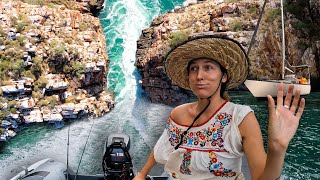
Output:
(164, 35), (249, 90)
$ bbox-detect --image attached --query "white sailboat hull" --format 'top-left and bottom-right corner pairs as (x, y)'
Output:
(244, 80), (311, 97)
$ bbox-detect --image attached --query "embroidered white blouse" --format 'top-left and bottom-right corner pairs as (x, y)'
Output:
(154, 101), (253, 180)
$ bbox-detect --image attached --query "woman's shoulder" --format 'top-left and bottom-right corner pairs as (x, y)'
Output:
(170, 103), (194, 124)
(226, 102), (254, 125)
(227, 101), (252, 111)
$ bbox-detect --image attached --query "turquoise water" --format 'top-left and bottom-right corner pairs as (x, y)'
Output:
(101, 0), (185, 98)
(0, 0), (319, 179)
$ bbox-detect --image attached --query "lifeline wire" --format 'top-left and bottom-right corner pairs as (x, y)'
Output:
(74, 118), (95, 180)
(66, 124), (71, 180)
(247, 0), (268, 56)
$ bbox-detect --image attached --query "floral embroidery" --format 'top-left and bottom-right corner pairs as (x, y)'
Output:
(180, 149), (192, 175)
(166, 119), (183, 146)
(171, 172), (178, 179)
(166, 112), (232, 150)
(166, 111), (234, 176)
(208, 151), (236, 177)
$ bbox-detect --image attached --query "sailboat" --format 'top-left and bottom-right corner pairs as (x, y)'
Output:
(244, 0), (311, 98)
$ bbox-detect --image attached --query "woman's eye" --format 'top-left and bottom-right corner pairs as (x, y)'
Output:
(205, 65), (213, 70)
(190, 67), (198, 71)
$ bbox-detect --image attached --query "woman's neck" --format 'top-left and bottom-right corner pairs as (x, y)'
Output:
(196, 95), (225, 113)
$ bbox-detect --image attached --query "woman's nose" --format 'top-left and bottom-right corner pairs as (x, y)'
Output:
(197, 69), (204, 80)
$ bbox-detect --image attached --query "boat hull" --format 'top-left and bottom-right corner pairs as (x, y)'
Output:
(10, 158), (67, 180)
(244, 80), (311, 97)
(67, 174), (169, 180)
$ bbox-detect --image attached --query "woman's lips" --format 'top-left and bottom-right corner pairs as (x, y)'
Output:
(195, 84), (208, 88)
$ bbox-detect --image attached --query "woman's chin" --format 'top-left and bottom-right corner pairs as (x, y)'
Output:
(194, 93), (211, 99)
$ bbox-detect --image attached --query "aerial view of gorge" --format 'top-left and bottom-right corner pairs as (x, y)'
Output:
(0, 0), (319, 179)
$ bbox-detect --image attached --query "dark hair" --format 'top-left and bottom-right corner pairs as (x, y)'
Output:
(187, 59), (228, 99)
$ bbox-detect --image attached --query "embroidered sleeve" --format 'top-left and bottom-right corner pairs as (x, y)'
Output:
(166, 118), (183, 147)
(154, 118), (175, 164)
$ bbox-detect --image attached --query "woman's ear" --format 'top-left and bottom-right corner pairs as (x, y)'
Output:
(222, 73), (227, 83)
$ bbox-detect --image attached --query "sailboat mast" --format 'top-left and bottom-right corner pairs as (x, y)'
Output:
(281, 0), (286, 80)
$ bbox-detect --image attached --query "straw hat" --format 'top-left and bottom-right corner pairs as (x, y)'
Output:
(164, 35), (249, 90)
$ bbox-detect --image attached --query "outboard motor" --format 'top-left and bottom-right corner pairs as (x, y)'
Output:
(102, 141), (134, 180)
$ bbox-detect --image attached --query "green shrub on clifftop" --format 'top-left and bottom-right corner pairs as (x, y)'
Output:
(17, 36), (27, 46)
(16, 18), (26, 30)
(293, 21), (311, 34)
(47, 96), (58, 108)
(0, 27), (6, 37)
(10, 17), (18, 26)
(16, 22), (26, 33)
(225, 0), (240, 3)
(10, 108), (17, 113)
(266, 8), (280, 23)
(65, 61), (85, 78)
(21, 0), (45, 6)
(37, 99), (49, 107)
(49, 40), (66, 56)
(169, 31), (189, 48)
(230, 19), (243, 31)
(37, 96), (58, 108)
(8, 100), (17, 109)
(35, 76), (48, 89)
(65, 95), (78, 103)
(31, 57), (43, 79)
(21, 70), (36, 80)
(32, 91), (42, 99)
(0, 110), (10, 121)
(0, 55), (26, 81)
(47, 41), (67, 73)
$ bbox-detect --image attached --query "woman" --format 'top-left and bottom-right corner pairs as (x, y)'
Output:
(134, 35), (305, 180)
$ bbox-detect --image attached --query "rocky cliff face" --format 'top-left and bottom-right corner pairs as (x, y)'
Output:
(0, 0), (114, 133)
(136, 0), (320, 105)
(72, 0), (105, 16)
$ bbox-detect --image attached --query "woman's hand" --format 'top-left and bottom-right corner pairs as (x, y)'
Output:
(267, 83), (305, 152)
(133, 172), (147, 180)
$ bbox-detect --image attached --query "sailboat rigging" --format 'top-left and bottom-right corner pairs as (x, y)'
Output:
(244, 0), (311, 97)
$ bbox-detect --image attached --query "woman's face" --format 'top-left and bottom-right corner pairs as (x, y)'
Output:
(188, 58), (227, 99)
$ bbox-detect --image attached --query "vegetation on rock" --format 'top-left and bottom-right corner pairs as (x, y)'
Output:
(168, 31), (190, 48)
